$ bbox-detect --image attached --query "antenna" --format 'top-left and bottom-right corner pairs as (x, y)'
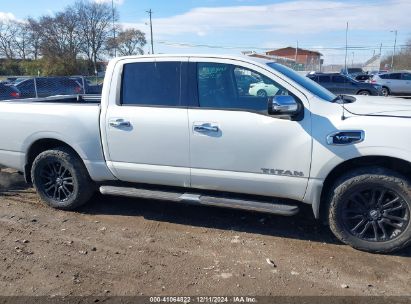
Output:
(341, 102), (346, 120)
(344, 22), (348, 73)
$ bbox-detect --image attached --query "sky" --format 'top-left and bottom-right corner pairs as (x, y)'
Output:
(1, 0), (410, 65)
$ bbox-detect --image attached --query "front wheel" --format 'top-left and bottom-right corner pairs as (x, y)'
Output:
(357, 90), (370, 95)
(31, 147), (94, 210)
(328, 167), (411, 253)
(256, 90), (267, 98)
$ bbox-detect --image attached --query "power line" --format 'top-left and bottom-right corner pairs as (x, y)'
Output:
(156, 40), (411, 51)
(344, 22), (348, 71)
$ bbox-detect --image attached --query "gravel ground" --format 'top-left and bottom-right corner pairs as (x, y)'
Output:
(0, 167), (410, 296)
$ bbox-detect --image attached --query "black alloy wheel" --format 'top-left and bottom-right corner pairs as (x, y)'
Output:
(342, 186), (409, 242)
(39, 160), (74, 202)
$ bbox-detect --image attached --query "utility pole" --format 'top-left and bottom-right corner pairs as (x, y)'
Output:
(351, 52), (354, 67)
(294, 41), (298, 70)
(112, 0), (116, 57)
(390, 30), (397, 71)
(146, 9), (154, 54)
(344, 22), (348, 74)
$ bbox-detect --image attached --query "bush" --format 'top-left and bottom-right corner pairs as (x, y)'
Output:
(0, 60), (23, 75)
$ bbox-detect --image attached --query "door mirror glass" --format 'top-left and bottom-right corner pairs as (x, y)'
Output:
(268, 95), (300, 116)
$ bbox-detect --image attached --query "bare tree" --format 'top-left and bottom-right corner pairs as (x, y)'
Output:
(13, 21), (31, 60)
(0, 21), (18, 59)
(75, 0), (117, 73)
(107, 28), (146, 56)
(381, 38), (411, 70)
(26, 18), (42, 60)
(39, 10), (82, 60)
(35, 9), (84, 75)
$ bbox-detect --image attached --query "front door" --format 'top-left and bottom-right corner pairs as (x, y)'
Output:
(187, 58), (312, 201)
(386, 73), (403, 93)
(103, 58), (190, 187)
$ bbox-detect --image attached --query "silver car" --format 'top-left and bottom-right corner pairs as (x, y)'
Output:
(371, 71), (411, 96)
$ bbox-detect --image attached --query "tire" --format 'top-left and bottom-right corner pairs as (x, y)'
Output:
(328, 167), (411, 253)
(31, 147), (94, 210)
(381, 87), (390, 97)
(357, 90), (370, 95)
(257, 89), (267, 98)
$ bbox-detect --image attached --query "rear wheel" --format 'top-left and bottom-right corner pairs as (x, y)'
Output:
(357, 90), (370, 95)
(328, 167), (411, 253)
(31, 147), (94, 210)
(381, 87), (390, 96)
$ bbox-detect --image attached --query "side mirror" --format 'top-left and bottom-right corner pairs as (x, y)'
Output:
(268, 95), (300, 116)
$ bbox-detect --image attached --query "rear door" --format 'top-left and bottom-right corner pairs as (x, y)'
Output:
(102, 57), (191, 187)
(317, 75), (334, 92)
(332, 75), (356, 94)
(187, 58), (312, 200)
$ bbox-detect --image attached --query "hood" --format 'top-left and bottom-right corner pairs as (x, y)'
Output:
(344, 95), (411, 118)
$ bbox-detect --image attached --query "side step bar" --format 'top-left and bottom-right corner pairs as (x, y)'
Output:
(99, 186), (299, 216)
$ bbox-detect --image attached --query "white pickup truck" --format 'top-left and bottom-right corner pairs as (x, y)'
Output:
(1, 55), (410, 253)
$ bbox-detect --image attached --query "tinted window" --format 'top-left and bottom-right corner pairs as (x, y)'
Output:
(307, 75), (318, 82)
(19, 79), (34, 89)
(402, 73), (411, 80)
(197, 63), (288, 111)
(121, 62), (181, 106)
(386, 73), (401, 80)
(318, 75), (331, 82)
(332, 75), (349, 83)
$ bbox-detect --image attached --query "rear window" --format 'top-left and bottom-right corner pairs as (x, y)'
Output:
(380, 73), (401, 80)
(402, 73), (411, 80)
(121, 61), (181, 106)
(332, 75), (349, 83)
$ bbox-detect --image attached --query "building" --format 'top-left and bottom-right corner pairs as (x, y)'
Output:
(265, 47), (323, 71)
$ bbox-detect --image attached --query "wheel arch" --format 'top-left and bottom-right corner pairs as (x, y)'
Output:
(24, 138), (84, 184)
(318, 155), (411, 221)
(382, 86), (391, 94)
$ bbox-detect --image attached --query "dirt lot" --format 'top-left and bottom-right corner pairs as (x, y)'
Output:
(0, 168), (410, 296)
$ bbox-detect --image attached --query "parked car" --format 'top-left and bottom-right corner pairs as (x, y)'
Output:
(70, 77), (103, 94)
(355, 74), (373, 83)
(307, 73), (381, 95)
(14, 77), (82, 98)
(1, 55), (411, 253)
(0, 83), (20, 100)
(234, 73), (261, 95)
(248, 81), (281, 97)
(370, 72), (411, 96)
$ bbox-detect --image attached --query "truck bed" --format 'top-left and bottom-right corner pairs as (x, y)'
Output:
(0, 95), (110, 181)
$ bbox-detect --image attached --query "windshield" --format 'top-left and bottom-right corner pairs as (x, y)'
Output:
(266, 62), (336, 102)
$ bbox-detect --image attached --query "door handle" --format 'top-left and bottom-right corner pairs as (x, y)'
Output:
(194, 124), (219, 133)
(109, 118), (131, 128)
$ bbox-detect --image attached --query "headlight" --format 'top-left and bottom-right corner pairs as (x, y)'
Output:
(373, 85), (382, 90)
